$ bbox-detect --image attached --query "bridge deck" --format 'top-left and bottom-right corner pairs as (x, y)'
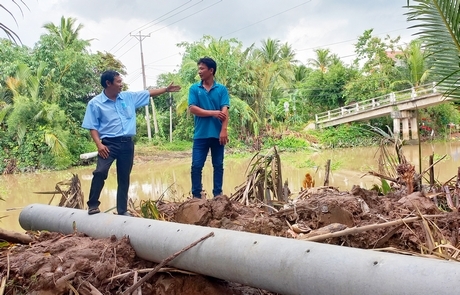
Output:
(315, 83), (447, 128)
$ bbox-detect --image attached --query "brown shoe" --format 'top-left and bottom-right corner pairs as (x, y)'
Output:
(88, 207), (100, 215)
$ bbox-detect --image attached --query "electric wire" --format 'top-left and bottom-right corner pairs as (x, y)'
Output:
(145, 0), (223, 36)
(221, 0), (312, 38)
(118, 1), (223, 58)
(109, 0), (195, 54)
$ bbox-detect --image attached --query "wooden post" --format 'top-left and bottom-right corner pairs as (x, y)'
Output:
(429, 154), (438, 207)
(324, 159), (331, 186)
(456, 167), (460, 208)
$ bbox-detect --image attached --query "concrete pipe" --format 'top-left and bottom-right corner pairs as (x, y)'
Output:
(20, 204), (460, 295)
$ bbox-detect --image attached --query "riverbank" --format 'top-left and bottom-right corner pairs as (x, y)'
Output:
(2, 184), (460, 294)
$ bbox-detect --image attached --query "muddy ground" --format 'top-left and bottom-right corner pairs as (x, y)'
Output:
(1, 183), (459, 295)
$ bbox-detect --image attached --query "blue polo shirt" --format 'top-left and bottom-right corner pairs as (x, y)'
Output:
(188, 81), (230, 139)
(82, 90), (150, 138)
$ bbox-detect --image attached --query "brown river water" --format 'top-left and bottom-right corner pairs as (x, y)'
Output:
(2, 141), (460, 232)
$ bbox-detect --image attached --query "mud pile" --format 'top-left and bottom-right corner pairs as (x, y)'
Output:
(1, 187), (459, 294)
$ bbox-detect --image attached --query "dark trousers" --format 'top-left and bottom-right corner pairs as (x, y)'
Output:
(87, 137), (134, 214)
(191, 138), (224, 198)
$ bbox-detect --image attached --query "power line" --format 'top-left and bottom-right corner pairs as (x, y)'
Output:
(221, 0), (312, 38)
(131, 0), (195, 33)
(109, 1), (196, 54)
(145, 53), (182, 66)
(137, 0), (203, 34)
(139, 1), (312, 74)
(115, 1), (222, 59)
(296, 27), (409, 53)
(145, 0), (223, 36)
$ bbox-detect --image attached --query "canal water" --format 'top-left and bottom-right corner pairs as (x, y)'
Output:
(2, 141), (460, 232)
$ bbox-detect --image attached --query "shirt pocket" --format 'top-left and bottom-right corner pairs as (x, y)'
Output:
(121, 101), (133, 119)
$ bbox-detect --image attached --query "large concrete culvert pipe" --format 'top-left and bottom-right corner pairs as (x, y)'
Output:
(20, 203), (460, 295)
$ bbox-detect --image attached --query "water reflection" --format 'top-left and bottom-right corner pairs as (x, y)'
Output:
(2, 141), (460, 232)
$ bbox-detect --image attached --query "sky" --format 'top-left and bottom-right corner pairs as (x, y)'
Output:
(1, 0), (419, 91)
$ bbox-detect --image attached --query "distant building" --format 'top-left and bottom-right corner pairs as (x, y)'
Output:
(386, 50), (404, 67)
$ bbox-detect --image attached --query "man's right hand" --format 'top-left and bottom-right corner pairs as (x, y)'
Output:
(97, 143), (110, 159)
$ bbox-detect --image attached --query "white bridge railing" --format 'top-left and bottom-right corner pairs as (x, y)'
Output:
(315, 82), (438, 125)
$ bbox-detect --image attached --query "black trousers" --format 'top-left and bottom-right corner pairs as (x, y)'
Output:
(87, 136), (134, 214)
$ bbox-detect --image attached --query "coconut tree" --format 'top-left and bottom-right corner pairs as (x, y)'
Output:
(43, 16), (92, 51)
(251, 38), (295, 124)
(308, 48), (335, 73)
(405, 0), (460, 98)
(393, 38), (430, 90)
(0, 1), (29, 43)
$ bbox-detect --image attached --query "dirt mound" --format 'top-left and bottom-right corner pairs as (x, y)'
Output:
(1, 189), (459, 294)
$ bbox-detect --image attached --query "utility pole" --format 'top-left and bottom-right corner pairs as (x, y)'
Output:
(169, 92), (173, 142)
(131, 31), (152, 140)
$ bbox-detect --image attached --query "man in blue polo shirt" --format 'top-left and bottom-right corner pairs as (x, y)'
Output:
(82, 70), (180, 215)
(188, 57), (230, 199)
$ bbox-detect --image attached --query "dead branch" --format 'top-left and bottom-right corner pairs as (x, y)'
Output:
(55, 271), (77, 290)
(415, 154), (447, 181)
(104, 268), (196, 283)
(300, 214), (445, 242)
(367, 171), (400, 184)
(0, 228), (32, 244)
(121, 232), (214, 295)
(84, 281), (103, 295)
(0, 277), (6, 295)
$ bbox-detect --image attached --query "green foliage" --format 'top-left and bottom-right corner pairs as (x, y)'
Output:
(263, 135), (309, 150)
(139, 199), (161, 220)
(381, 179), (391, 194)
(293, 158), (317, 169)
(313, 124), (380, 148)
(172, 113), (194, 141)
(419, 103), (460, 136)
(154, 140), (192, 151)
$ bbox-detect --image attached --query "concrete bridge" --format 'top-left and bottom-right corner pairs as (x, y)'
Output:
(315, 83), (450, 140)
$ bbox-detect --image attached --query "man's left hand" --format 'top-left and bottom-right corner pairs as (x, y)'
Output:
(220, 129), (229, 145)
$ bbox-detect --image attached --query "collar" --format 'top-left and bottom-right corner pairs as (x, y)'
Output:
(199, 80), (216, 89)
(101, 90), (122, 102)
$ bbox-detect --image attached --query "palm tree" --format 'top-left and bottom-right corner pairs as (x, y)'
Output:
(279, 42), (298, 64)
(43, 16), (92, 51)
(398, 39), (430, 87)
(308, 48), (334, 73)
(251, 38), (295, 122)
(257, 38), (282, 63)
(293, 64), (309, 83)
(406, 0), (460, 97)
(0, 1), (29, 43)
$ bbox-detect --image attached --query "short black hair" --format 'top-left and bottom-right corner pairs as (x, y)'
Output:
(100, 70), (120, 88)
(197, 57), (217, 76)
